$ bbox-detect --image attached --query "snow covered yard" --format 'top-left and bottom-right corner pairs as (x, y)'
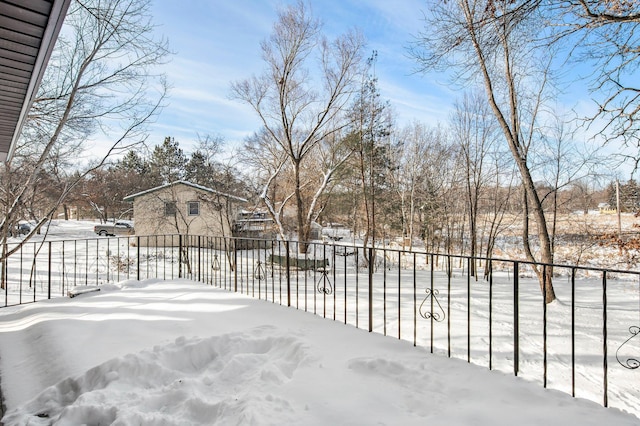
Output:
(0, 279), (638, 425)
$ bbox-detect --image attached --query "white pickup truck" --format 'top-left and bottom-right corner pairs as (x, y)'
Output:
(93, 221), (135, 236)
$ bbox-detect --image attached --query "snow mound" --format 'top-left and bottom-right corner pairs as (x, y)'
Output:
(3, 326), (312, 425)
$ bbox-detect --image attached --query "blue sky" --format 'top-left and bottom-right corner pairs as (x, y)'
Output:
(145, 0), (455, 155)
(137, 0), (627, 179)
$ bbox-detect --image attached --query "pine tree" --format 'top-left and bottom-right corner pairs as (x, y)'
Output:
(185, 151), (214, 187)
(149, 137), (186, 184)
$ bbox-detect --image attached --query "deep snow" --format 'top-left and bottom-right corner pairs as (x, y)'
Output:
(0, 278), (638, 425)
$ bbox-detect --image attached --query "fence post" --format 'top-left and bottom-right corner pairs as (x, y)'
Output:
(197, 236), (202, 282)
(178, 235), (183, 279)
(105, 239), (109, 284)
(85, 240), (89, 284)
(233, 241), (238, 292)
(285, 240), (291, 307)
(368, 247), (373, 332)
(603, 270), (608, 407)
(513, 261), (519, 376)
(543, 264), (548, 388)
(48, 241), (52, 299)
(136, 237), (141, 281)
(467, 256), (471, 363)
(3, 242), (7, 307)
(571, 267), (576, 397)
(96, 239), (99, 285)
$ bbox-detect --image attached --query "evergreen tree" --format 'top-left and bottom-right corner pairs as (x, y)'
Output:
(345, 51), (393, 256)
(149, 137), (187, 184)
(116, 150), (157, 190)
(609, 180), (640, 213)
(185, 151), (215, 187)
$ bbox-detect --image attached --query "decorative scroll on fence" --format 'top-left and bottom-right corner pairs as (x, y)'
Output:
(254, 260), (265, 280)
(616, 286), (640, 370)
(211, 254), (220, 271)
(419, 288), (445, 322)
(316, 268), (332, 295)
(616, 326), (639, 370)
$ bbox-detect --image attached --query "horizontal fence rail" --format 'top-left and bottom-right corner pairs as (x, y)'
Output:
(1, 234), (639, 417)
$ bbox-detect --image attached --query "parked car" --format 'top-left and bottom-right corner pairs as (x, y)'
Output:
(9, 223), (31, 237)
(93, 221), (134, 237)
(17, 223), (31, 235)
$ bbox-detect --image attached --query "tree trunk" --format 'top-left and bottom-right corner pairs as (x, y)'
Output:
(462, 1), (556, 303)
(520, 164), (556, 303)
(294, 160), (309, 254)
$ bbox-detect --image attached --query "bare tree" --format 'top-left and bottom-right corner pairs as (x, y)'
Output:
(188, 137), (250, 271)
(481, 154), (518, 279)
(241, 128), (295, 241)
(552, 1), (640, 151)
(0, 0), (169, 288)
(450, 90), (501, 276)
(535, 111), (602, 254)
(231, 1), (365, 253)
(392, 122), (447, 251)
(411, 0), (557, 302)
(403, 125), (459, 255)
(392, 122), (427, 250)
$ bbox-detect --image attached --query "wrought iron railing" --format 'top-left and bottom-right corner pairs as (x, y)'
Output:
(1, 234), (639, 417)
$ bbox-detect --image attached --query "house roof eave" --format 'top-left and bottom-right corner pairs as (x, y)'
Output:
(123, 180), (249, 204)
(1, 0), (72, 162)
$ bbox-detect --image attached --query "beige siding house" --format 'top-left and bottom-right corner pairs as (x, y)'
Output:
(123, 181), (247, 246)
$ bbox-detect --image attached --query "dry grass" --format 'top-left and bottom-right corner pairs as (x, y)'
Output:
(488, 211), (640, 270)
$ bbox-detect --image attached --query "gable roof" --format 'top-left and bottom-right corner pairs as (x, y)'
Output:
(123, 180), (248, 204)
(0, 0), (71, 161)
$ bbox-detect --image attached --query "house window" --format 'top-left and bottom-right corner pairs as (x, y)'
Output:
(164, 202), (176, 216)
(188, 201), (200, 216)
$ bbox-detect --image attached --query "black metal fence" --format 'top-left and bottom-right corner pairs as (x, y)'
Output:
(2, 234), (639, 416)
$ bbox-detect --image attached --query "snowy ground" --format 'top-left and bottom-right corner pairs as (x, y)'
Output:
(1, 220), (639, 424)
(0, 278), (638, 425)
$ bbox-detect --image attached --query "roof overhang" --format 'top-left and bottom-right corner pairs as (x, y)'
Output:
(0, 0), (71, 162)
(123, 181), (249, 204)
